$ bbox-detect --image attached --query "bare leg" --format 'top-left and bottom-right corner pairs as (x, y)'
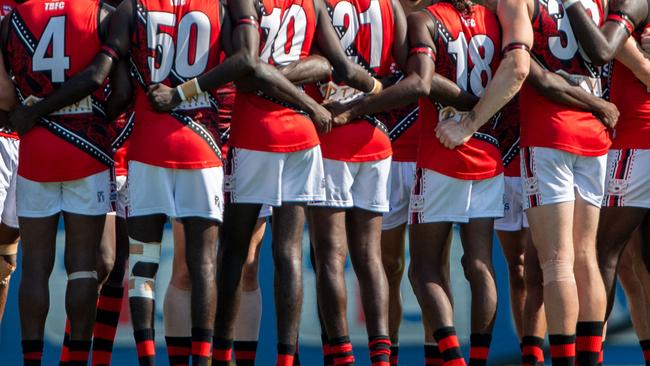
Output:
(380, 224), (407, 343)
(496, 229), (526, 338)
(0, 222), (19, 324)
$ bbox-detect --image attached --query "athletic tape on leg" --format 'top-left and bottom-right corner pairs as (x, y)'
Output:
(128, 239), (161, 299)
(541, 259), (575, 286)
(0, 257), (15, 286)
(68, 271), (98, 281)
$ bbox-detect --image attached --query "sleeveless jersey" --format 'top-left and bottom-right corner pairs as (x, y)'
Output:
(610, 20), (650, 149)
(6, 0), (117, 182)
(0, 1), (18, 140)
(383, 70), (419, 163)
(130, 0), (224, 169)
(315, 0), (395, 162)
(229, 0), (320, 153)
(519, 0), (610, 156)
(417, 2), (503, 180)
(498, 97), (521, 177)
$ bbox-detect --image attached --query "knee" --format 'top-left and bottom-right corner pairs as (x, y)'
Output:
(273, 245), (301, 273)
(383, 254), (406, 284)
(461, 255), (492, 283)
(97, 251), (116, 284)
(539, 258), (575, 287)
(241, 260), (259, 287)
(0, 255), (16, 288)
(408, 259), (442, 291)
(506, 255), (525, 288)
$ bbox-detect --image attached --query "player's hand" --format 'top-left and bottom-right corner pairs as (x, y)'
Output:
(593, 100), (619, 129)
(9, 105), (39, 136)
(435, 116), (475, 149)
(641, 28), (650, 54)
(309, 104), (333, 134)
(147, 84), (182, 112)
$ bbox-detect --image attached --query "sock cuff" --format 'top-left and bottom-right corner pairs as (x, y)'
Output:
(522, 336), (545, 347)
(576, 321), (605, 336)
(101, 284), (125, 297)
(278, 343), (297, 355)
(22, 340), (44, 353)
(640, 339), (650, 349)
(424, 343), (440, 358)
(470, 333), (493, 346)
(69, 340), (92, 351)
(234, 340), (258, 351)
(434, 326), (457, 341)
(549, 334), (576, 344)
(369, 335), (391, 348)
(330, 336), (352, 345)
(213, 338), (233, 350)
(191, 328), (214, 342)
(134, 328), (155, 341)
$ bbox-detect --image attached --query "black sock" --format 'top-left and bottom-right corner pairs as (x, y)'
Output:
(576, 321), (604, 366)
(434, 327), (465, 365)
(469, 333), (492, 366)
(191, 328), (212, 366)
(22, 339), (44, 366)
(521, 336), (545, 366)
(211, 338), (233, 366)
(549, 334), (576, 366)
(133, 329), (156, 366)
(68, 340), (92, 366)
(165, 336), (191, 366)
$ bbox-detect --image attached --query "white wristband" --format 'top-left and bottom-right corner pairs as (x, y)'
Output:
(176, 85), (187, 101)
(193, 78), (202, 94)
(563, 0), (579, 10)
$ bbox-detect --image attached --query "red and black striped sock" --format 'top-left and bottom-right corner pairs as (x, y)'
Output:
(92, 284), (124, 366)
(191, 328), (212, 366)
(424, 343), (442, 366)
(330, 336), (355, 365)
(434, 327), (466, 366)
(234, 340), (258, 366)
(68, 339), (92, 366)
(211, 338), (233, 366)
(521, 336), (545, 366)
(22, 339), (44, 366)
(165, 336), (191, 366)
(597, 342), (604, 366)
(369, 335), (391, 366)
(60, 319), (71, 365)
(640, 339), (650, 366)
(321, 332), (333, 366)
(549, 334), (576, 366)
(389, 344), (399, 366)
(294, 338), (301, 366)
(576, 321), (603, 366)
(277, 343), (296, 366)
(134, 328), (156, 365)
(469, 333), (491, 365)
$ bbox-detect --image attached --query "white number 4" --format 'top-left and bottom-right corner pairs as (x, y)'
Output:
(33, 16), (70, 83)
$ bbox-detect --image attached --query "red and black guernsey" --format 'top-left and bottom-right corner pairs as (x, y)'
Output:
(6, 0), (119, 182)
(497, 97), (521, 177)
(129, 0), (224, 169)
(519, 0), (610, 156)
(417, 2), (504, 180)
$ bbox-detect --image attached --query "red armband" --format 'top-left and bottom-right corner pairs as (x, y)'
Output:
(606, 12), (636, 35)
(502, 43), (530, 55)
(409, 45), (436, 62)
(235, 16), (260, 30)
(101, 44), (120, 61)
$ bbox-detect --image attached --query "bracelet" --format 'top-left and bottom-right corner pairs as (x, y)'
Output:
(368, 78), (383, 95)
(178, 77), (201, 101)
(176, 85), (187, 101)
(563, 0), (579, 10)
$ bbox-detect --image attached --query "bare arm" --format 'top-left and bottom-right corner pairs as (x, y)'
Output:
(279, 55), (332, 85)
(616, 35), (650, 86)
(313, 0), (376, 92)
(564, 0), (647, 65)
(391, 0), (409, 71)
(436, 0), (533, 149)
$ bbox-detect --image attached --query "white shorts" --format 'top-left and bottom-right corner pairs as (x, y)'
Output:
(409, 168), (504, 224)
(520, 147), (607, 209)
(310, 157), (391, 213)
(602, 149), (650, 208)
(111, 174), (129, 219)
(0, 138), (18, 228)
(17, 169), (111, 218)
(494, 176), (529, 231)
(383, 161), (416, 230)
(128, 161), (224, 222)
(225, 146), (325, 207)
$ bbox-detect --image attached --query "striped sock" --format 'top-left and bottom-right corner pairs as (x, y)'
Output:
(521, 336), (545, 366)
(549, 334), (576, 366)
(191, 328), (212, 366)
(211, 338), (233, 366)
(330, 336), (355, 365)
(294, 338), (301, 366)
(469, 333), (491, 365)
(322, 333), (333, 366)
(434, 327), (466, 366)
(576, 322), (604, 366)
(369, 335), (391, 366)
(234, 340), (258, 366)
(92, 284), (124, 366)
(60, 319), (71, 365)
(277, 343), (296, 366)
(68, 340), (92, 366)
(389, 344), (399, 366)
(22, 339), (44, 366)
(597, 342), (604, 366)
(165, 336), (191, 366)
(134, 329), (156, 365)
(424, 343), (443, 366)
(640, 339), (650, 366)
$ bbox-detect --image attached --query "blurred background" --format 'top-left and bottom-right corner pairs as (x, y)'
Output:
(0, 221), (644, 365)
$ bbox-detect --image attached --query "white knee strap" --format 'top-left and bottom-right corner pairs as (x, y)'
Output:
(541, 259), (575, 286)
(68, 271), (98, 281)
(128, 239), (161, 300)
(0, 256), (15, 287)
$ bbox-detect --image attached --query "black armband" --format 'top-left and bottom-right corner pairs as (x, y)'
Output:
(502, 43), (530, 55)
(606, 11), (637, 35)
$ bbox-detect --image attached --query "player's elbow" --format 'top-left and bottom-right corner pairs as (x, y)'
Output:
(511, 60), (529, 86)
(413, 77), (431, 97)
(587, 50), (613, 67)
